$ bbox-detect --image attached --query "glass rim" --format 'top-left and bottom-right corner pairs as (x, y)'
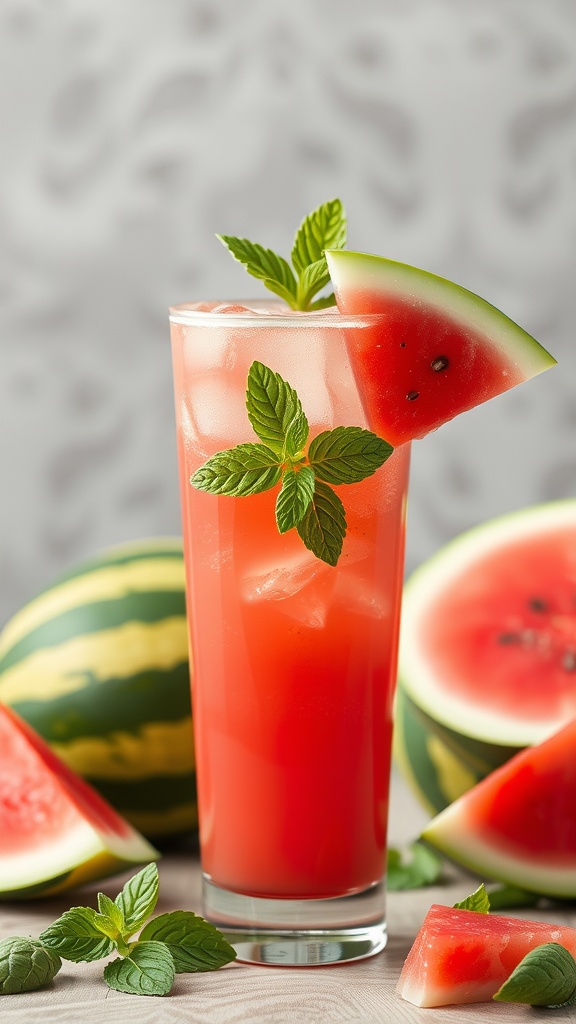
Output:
(169, 300), (388, 329)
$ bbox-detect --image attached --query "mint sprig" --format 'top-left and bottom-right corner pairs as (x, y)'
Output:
(190, 361), (393, 565)
(0, 863), (238, 999)
(218, 198), (346, 310)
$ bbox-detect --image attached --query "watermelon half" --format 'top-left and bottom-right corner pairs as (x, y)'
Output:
(397, 903), (576, 1007)
(422, 717), (576, 897)
(0, 704), (159, 899)
(398, 500), (576, 750)
(325, 250), (556, 446)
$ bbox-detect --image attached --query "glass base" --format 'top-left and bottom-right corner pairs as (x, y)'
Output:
(202, 875), (387, 966)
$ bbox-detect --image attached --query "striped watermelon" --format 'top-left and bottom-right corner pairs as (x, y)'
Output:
(0, 539), (196, 840)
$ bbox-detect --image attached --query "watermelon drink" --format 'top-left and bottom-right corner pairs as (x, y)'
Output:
(170, 301), (410, 965)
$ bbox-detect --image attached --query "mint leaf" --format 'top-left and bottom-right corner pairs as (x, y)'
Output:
(246, 361), (308, 458)
(103, 940), (175, 997)
(0, 938), (61, 995)
(297, 259), (331, 310)
(217, 236), (297, 308)
(114, 862), (159, 936)
(97, 892), (125, 933)
(275, 466), (316, 533)
(494, 943), (576, 1007)
(291, 198), (346, 275)
(296, 480), (346, 566)
(40, 908), (115, 962)
(139, 911), (236, 973)
(453, 883), (491, 913)
(191, 444), (282, 497)
(309, 426), (393, 485)
(387, 842), (442, 891)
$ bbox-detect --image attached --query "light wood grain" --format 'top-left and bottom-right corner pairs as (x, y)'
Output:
(2, 773), (576, 1023)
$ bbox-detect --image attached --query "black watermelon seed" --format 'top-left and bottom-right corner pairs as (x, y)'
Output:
(431, 356), (449, 372)
(497, 633), (521, 645)
(400, 341), (407, 348)
(563, 650), (576, 672)
(406, 390), (420, 401)
(528, 597), (549, 613)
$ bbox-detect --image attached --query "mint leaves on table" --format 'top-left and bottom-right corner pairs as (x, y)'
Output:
(387, 842), (442, 891)
(191, 361), (393, 566)
(0, 864), (235, 998)
(218, 198), (346, 310)
(0, 938), (61, 995)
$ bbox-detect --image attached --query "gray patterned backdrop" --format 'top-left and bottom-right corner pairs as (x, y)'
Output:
(1, 0), (575, 626)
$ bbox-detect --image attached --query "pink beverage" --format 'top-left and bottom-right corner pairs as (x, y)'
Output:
(170, 302), (410, 965)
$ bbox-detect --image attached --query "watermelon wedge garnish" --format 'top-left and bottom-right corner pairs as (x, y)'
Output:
(0, 704), (159, 899)
(422, 717), (576, 898)
(397, 903), (576, 1007)
(325, 250), (556, 446)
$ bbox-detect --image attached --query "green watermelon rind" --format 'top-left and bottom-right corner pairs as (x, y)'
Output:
(393, 686), (515, 815)
(325, 249), (557, 378)
(422, 796), (576, 900)
(398, 499), (576, 747)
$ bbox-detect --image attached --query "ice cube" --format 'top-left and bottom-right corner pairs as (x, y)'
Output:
(243, 548), (328, 602)
(182, 324), (238, 374)
(184, 372), (250, 447)
(243, 548), (334, 630)
(266, 329), (334, 432)
(334, 571), (391, 620)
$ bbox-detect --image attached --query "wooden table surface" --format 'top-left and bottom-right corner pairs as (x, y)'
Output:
(2, 771), (576, 1024)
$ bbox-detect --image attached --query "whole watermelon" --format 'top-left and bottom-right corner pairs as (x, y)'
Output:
(0, 538), (196, 840)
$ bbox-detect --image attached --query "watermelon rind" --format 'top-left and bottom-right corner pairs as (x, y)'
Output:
(0, 538), (196, 839)
(392, 686), (514, 815)
(421, 719), (576, 898)
(1, 821), (159, 900)
(325, 249), (556, 379)
(398, 499), (576, 748)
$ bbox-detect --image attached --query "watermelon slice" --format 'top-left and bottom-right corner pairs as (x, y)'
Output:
(398, 499), (576, 749)
(0, 704), (159, 899)
(325, 250), (556, 446)
(422, 718), (576, 897)
(397, 903), (576, 1007)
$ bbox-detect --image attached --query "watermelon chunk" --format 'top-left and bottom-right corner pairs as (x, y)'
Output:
(422, 718), (576, 898)
(325, 250), (556, 446)
(397, 904), (576, 1007)
(0, 704), (159, 899)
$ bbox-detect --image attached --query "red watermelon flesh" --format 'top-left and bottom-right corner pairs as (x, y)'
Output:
(422, 718), (576, 898)
(326, 250), (556, 446)
(397, 904), (576, 1007)
(0, 704), (158, 898)
(0, 705), (131, 852)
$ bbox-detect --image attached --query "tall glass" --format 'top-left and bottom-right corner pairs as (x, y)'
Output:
(170, 301), (410, 966)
